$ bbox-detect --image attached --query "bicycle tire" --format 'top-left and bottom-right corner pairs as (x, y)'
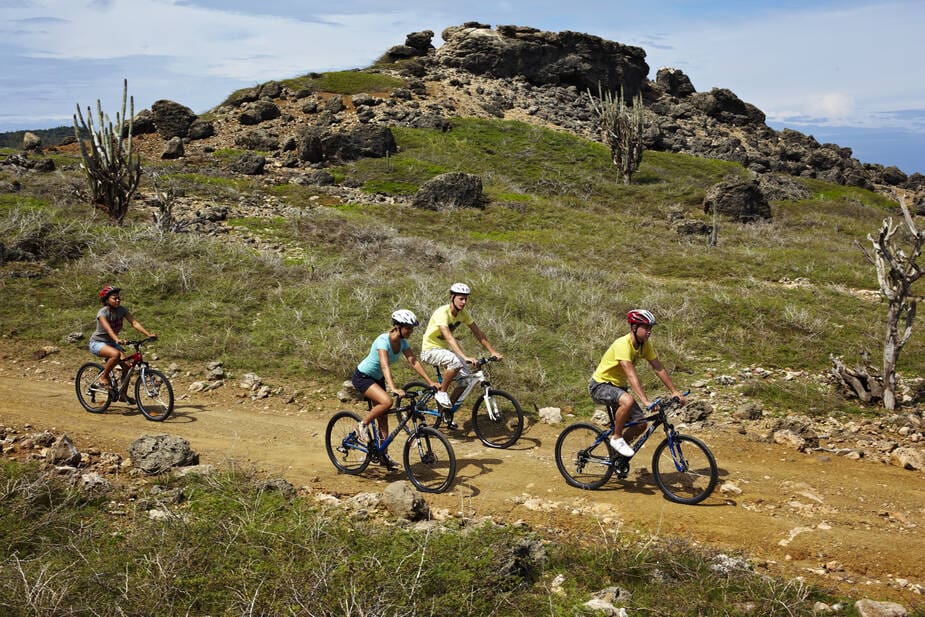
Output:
(400, 380), (441, 428)
(75, 363), (113, 413)
(403, 426), (456, 493)
(554, 423), (615, 490)
(135, 368), (174, 421)
(325, 410), (372, 475)
(651, 434), (718, 505)
(472, 388), (524, 449)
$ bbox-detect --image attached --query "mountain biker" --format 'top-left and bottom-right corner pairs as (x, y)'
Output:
(89, 285), (156, 401)
(420, 282), (502, 427)
(352, 309), (438, 468)
(589, 309), (686, 458)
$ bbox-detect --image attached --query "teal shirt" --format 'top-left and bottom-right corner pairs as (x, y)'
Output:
(357, 333), (408, 379)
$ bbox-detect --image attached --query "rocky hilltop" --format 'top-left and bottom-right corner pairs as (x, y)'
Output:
(13, 22), (921, 205)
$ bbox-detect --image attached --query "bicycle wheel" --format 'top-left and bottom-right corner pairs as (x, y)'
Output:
(554, 423), (615, 490)
(403, 426), (456, 493)
(75, 363), (113, 413)
(400, 380), (440, 428)
(135, 368), (174, 421)
(325, 411), (372, 475)
(651, 434), (718, 505)
(471, 388), (524, 449)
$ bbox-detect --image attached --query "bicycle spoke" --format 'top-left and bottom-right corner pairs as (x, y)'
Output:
(404, 427), (455, 493)
(652, 434), (718, 505)
(325, 411), (371, 475)
(135, 368), (174, 421)
(472, 389), (524, 449)
(554, 423), (614, 490)
(75, 363), (112, 413)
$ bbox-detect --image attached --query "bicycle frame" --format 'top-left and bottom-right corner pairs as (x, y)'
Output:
(596, 393), (690, 471)
(352, 393), (429, 458)
(423, 356), (497, 418)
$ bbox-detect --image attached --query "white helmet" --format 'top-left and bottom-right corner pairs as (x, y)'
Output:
(449, 282), (471, 296)
(391, 309), (419, 326)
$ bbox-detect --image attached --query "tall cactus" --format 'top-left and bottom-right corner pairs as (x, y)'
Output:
(73, 79), (142, 224)
(588, 85), (646, 185)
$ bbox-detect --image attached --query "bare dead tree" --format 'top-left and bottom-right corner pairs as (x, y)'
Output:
(858, 195), (924, 410)
(587, 85), (646, 185)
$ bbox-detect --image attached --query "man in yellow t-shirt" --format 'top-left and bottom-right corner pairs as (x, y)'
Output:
(589, 309), (686, 458)
(421, 282), (502, 424)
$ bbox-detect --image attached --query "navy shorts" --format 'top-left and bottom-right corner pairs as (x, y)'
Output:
(352, 369), (385, 395)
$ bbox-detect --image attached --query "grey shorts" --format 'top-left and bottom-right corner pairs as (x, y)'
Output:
(589, 379), (643, 421)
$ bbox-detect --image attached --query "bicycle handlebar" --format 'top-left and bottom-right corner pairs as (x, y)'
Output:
(646, 389), (691, 411)
(473, 355), (501, 368)
(123, 336), (158, 348)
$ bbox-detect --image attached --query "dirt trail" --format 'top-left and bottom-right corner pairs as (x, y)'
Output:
(1, 350), (924, 605)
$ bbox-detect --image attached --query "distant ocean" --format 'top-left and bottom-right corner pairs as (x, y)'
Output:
(768, 122), (924, 177)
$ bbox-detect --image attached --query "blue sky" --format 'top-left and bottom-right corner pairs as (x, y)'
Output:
(2, 0), (923, 174)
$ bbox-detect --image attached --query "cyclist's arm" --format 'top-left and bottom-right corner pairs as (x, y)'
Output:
(403, 348), (438, 388)
(438, 325), (476, 364)
(378, 349), (404, 398)
(468, 322), (502, 359)
(620, 359), (651, 408)
(124, 311), (155, 339)
(649, 358), (686, 405)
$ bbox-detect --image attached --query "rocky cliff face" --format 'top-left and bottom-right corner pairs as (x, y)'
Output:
(383, 23), (921, 197)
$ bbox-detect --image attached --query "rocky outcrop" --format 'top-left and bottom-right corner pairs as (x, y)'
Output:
(411, 172), (484, 210)
(151, 100), (198, 139)
(703, 177), (772, 222)
(436, 23), (649, 97)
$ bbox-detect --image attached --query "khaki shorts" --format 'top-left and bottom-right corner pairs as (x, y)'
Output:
(421, 348), (473, 378)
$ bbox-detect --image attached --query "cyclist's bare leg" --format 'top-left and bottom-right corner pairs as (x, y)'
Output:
(97, 344), (123, 387)
(613, 391), (636, 440)
(450, 384), (465, 405)
(614, 392), (647, 444)
(439, 366), (460, 396)
(360, 383), (392, 442)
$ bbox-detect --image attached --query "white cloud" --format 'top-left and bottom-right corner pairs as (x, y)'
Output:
(805, 93), (855, 120)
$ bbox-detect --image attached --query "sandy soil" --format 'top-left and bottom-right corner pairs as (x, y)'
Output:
(1, 341), (923, 606)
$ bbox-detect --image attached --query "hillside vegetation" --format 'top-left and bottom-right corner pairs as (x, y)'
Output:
(0, 115), (918, 418)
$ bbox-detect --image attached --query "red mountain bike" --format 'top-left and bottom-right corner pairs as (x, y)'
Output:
(75, 337), (174, 421)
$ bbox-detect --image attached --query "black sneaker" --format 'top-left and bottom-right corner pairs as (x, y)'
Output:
(120, 394), (135, 405)
(441, 412), (459, 430)
(379, 453), (399, 469)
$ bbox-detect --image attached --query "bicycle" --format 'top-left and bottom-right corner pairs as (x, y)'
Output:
(554, 391), (718, 504)
(400, 356), (524, 449)
(325, 387), (457, 493)
(75, 337), (175, 422)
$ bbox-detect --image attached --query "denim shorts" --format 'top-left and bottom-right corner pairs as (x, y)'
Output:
(589, 379), (644, 421)
(89, 340), (123, 356)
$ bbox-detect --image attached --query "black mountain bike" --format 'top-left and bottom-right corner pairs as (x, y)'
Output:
(325, 388), (457, 493)
(75, 337), (174, 422)
(554, 392), (718, 504)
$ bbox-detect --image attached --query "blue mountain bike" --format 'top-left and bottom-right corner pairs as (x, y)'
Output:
(554, 392), (717, 504)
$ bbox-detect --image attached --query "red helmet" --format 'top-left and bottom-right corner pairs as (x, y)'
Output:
(627, 309), (656, 327)
(98, 285), (120, 302)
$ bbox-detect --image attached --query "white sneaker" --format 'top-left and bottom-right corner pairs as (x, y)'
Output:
(609, 437), (635, 458)
(435, 391), (452, 408)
